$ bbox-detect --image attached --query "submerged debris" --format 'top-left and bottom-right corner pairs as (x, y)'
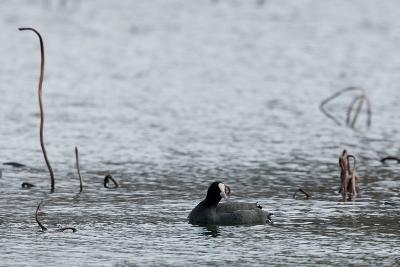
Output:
(384, 201), (396, 206)
(104, 174), (119, 188)
(3, 162), (26, 168)
(22, 182), (36, 188)
(339, 150), (360, 202)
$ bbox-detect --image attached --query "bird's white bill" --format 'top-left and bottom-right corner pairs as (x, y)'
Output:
(218, 183), (228, 199)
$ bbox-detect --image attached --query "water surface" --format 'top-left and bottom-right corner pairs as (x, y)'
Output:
(0, 0), (399, 266)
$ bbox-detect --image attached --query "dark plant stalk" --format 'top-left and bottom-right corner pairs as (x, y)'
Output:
(3, 162), (26, 168)
(19, 27), (55, 192)
(380, 156), (400, 163)
(75, 147), (83, 193)
(58, 227), (77, 233)
(35, 201), (48, 231)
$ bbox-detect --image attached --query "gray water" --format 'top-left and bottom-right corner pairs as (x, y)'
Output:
(0, 0), (400, 266)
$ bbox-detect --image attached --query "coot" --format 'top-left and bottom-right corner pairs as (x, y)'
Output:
(188, 181), (271, 225)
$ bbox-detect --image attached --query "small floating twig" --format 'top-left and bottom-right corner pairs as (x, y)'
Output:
(380, 156), (400, 164)
(35, 201), (48, 231)
(19, 27), (55, 193)
(104, 174), (119, 188)
(22, 182), (36, 188)
(293, 188), (311, 199)
(75, 147), (83, 193)
(58, 226), (77, 233)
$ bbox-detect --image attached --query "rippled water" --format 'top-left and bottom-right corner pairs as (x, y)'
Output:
(1, 0), (400, 266)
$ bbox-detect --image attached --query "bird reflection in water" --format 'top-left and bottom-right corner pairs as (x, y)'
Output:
(202, 225), (220, 238)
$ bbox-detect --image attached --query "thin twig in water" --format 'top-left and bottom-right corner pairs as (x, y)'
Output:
(75, 147), (83, 193)
(104, 174), (119, 188)
(35, 201), (48, 231)
(293, 188), (311, 199)
(19, 27), (55, 192)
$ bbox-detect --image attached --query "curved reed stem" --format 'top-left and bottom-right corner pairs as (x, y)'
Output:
(35, 201), (48, 231)
(104, 174), (119, 188)
(19, 27), (55, 192)
(380, 156), (400, 163)
(320, 87), (364, 126)
(75, 147), (83, 193)
(35, 200), (77, 232)
(58, 227), (77, 233)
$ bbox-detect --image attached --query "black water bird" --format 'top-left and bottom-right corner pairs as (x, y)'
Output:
(188, 181), (271, 225)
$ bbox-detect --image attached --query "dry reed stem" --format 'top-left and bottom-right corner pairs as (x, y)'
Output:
(339, 150), (359, 201)
(320, 87), (371, 129)
(19, 27), (55, 192)
(75, 147), (83, 193)
(58, 227), (77, 233)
